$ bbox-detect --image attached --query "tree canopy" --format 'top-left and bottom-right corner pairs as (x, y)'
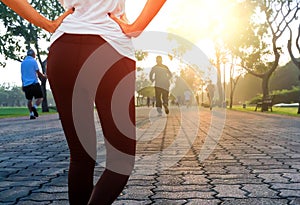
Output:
(0, 0), (64, 66)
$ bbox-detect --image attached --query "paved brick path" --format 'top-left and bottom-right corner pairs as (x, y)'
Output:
(0, 107), (300, 204)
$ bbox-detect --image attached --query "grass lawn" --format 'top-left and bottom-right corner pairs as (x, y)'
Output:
(1, 106), (300, 119)
(0, 107), (57, 119)
(231, 105), (300, 117)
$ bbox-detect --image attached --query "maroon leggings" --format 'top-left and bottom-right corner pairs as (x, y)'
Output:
(47, 34), (136, 205)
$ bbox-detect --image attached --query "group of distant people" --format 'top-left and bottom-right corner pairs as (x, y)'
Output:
(21, 49), (215, 120)
(149, 55), (215, 113)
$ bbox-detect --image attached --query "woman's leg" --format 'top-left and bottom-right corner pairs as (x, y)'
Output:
(88, 57), (136, 204)
(47, 34), (107, 204)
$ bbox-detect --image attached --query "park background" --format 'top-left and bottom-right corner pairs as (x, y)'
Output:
(0, 0), (300, 113)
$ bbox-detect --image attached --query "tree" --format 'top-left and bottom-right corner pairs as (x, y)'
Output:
(210, 43), (226, 107)
(228, 0), (300, 111)
(227, 56), (244, 109)
(287, 23), (300, 113)
(0, 0), (65, 111)
(270, 60), (300, 91)
(172, 63), (204, 105)
(234, 73), (262, 103)
(0, 83), (26, 106)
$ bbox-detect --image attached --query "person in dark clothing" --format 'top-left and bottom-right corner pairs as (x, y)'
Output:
(206, 80), (215, 110)
(150, 55), (172, 115)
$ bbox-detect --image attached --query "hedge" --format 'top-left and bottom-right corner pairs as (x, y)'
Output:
(249, 87), (300, 105)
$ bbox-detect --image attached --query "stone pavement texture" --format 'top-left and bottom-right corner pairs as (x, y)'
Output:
(0, 106), (300, 205)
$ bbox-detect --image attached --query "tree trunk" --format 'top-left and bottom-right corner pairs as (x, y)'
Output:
(229, 92), (233, 109)
(41, 59), (49, 112)
(261, 75), (269, 112)
(229, 77), (233, 109)
(216, 65), (223, 107)
(41, 79), (49, 112)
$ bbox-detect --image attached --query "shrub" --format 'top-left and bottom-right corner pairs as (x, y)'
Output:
(248, 86), (300, 104)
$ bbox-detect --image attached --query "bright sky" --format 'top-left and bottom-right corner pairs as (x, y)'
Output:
(0, 0), (296, 86)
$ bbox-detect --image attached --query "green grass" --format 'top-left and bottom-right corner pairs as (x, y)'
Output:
(1, 106), (299, 119)
(231, 105), (300, 117)
(0, 107), (57, 119)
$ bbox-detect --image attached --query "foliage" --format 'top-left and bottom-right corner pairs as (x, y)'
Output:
(180, 64), (203, 92)
(248, 86), (300, 104)
(136, 71), (152, 96)
(0, 83), (55, 107)
(0, 0), (64, 66)
(137, 86), (155, 97)
(0, 84), (25, 106)
(171, 64), (203, 99)
(222, 0), (300, 107)
(135, 50), (148, 61)
(270, 60), (300, 91)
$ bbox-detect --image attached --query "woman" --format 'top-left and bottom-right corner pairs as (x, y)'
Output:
(2, 0), (166, 204)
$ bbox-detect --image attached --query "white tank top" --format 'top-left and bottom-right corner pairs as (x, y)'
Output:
(51, 0), (135, 60)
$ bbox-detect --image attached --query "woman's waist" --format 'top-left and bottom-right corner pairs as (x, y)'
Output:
(58, 15), (120, 32)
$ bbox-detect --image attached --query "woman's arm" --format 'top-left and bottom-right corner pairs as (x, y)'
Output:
(1, 0), (73, 33)
(109, 0), (167, 37)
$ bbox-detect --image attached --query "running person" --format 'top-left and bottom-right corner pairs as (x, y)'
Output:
(21, 49), (46, 119)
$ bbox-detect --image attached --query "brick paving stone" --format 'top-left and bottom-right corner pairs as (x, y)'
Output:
(0, 161), (16, 168)
(209, 173), (261, 185)
(159, 168), (204, 175)
(33, 185), (68, 193)
(0, 109), (300, 204)
(151, 190), (215, 200)
(214, 184), (247, 198)
(45, 175), (68, 187)
(247, 164), (291, 170)
(126, 178), (155, 187)
(182, 174), (209, 185)
(283, 173), (300, 183)
(252, 168), (298, 174)
(153, 184), (212, 192)
(21, 192), (68, 201)
(186, 199), (222, 205)
(291, 164), (300, 170)
(220, 198), (289, 205)
(271, 182), (300, 189)
(113, 200), (152, 205)
(242, 184), (279, 197)
(289, 197), (300, 205)
(118, 185), (154, 200)
(151, 199), (187, 205)
(0, 203), (15, 205)
(16, 200), (51, 205)
(224, 166), (251, 174)
(203, 166), (227, 174)
(40, 168), (66, 176)
(0, 180), (46, 188)
(155, 175), (184, 186)
(279, 189), (300, 198)
(0, 186), (30, 202)
(0, 169), (18, 177)
(258, 158), (285, 165)
(239, 159), (264, 166)
(48, 200), (69, 205)
(258, 173), (290, 183)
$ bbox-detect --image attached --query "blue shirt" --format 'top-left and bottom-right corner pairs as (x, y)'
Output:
(21, 56), (39, 86)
